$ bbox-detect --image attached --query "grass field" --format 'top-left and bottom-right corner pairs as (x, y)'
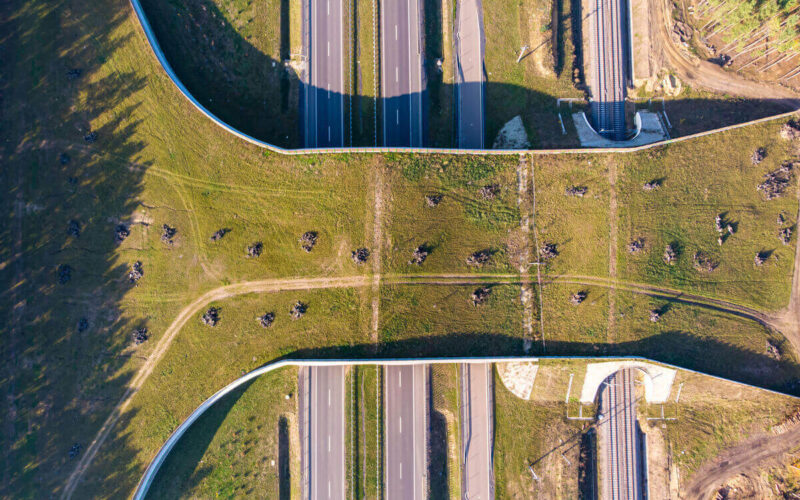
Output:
(147, 366), (299, 499)
(1, 0), (799, 496)
(430, 363), (462, 499)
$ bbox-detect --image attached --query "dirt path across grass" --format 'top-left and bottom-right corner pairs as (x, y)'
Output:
(682, 424), (800, 499)
(650, 0), (800, 105)
(62, 272), (788, 498)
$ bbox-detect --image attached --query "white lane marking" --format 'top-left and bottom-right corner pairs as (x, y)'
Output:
(327, 41), (330, 57)
(328, 435), (331, 452)
(328, 126), (331, 142)
(327, 0), (329, 15)
(399, 416), (402, 434)
(398, 371), (402, 387)
(328, 480), (331, 498)
(395, 67), (399, 83)
(396, 110), (399, 125)
(395, 24), (398, 40)
(399, 462), (403, 479)
(328, 388), (331, 407)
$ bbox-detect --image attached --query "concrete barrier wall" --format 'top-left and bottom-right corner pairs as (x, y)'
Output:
(132, 355), (800, 499)
(128, 0), (798, 156)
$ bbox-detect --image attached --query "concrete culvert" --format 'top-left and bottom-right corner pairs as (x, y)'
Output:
(115, 224), (130, 243)
(478, 184), (500, 200)
(132, 328), (149, 345)
(570, 291), (587, 305)
(351, 248), (370, 264)
(540, 243), (558, 260)
(247, 242), (263, 258)
(627, 238), (645, 254)
(210, 228), (230, 242)
(57, 264), (72, 284)
(409, 245), (429, 265)
(258, 312), (275, 328)
(201, 307), (220, 326)
(471, 287), (491, 306)
(67, 220), (81, 238)
(466, 249), (493, 267)
(751, 147), (767, 165)
(425, 194), (443, 207)
(161, 224), (177, 244)
(565, 186), (588, 197)
(290, 301), (307, 320)
(128, 261), (143, 283)
(299, 231), (318, 252)
(757, 162), (794, 200)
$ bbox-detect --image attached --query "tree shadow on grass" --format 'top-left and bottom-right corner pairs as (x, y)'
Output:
(140, 0), (798, 149)
(0, 0), (152, 497)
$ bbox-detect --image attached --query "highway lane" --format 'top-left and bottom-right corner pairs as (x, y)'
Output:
(455, 0), (485, 149)
(599, 368), (643, 500)
(588, 0), (628, 139)
(460, 363), (493, 500)
(381, 0), (425, 146)
(301, 366), (346, 500)
(384, 364), (427, 500)
(304, 0), (345, 147)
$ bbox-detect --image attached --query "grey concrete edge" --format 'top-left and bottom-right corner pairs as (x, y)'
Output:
(128, 0), (797, 156)
(132, 355), (800, 499)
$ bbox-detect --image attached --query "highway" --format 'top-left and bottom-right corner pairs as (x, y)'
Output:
(455, 0), (485, 149)
(599, 368), (643, 500)
(381, 0), (425, 146)
(460, 363), (494, 500)
(384, 364), (427, 499)
(588, 0), (629, 139)
(304, 0), (345, 147)
(301, 366), (346, 500)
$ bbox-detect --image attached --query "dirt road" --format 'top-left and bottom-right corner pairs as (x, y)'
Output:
(682, 424), (800, 499)
(649, 0), (800, 106)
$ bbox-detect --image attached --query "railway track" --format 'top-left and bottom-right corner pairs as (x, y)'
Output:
(591, 0), (629, 139)
(602, 368), (643, 500)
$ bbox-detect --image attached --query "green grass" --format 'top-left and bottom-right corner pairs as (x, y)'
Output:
(147, 366), (299, 499)
(533, 154), (611, 277)
(378, 284), (526, 355)
(382, 154), (521, 275)
(616, 124), (798, 310)
(430, 363), (462, 499)
(355, 365), (382, 499)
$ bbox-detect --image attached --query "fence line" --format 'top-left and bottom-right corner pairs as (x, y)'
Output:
(128, 0), (799, 157)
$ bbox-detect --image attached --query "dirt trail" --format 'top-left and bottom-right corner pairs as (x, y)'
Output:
(61, 275), (367, 499)
(63, 271), (786, 497)
(682, 424), (800, 499)
(370, 166), (385, 342)
(650, 0), (800, 105)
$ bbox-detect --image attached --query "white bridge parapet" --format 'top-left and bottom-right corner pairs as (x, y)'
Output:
(580, 361), (676, 403)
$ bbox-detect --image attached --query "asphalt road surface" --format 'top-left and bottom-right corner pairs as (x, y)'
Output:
(304, 0), (345, 147)
(455, 0), (485, 149)
(460, 363), (494, 500)
(588, 0), (629, 139)
(599, 368), (643, 500)
(381, 0), (425, 147)
(384, 364), (427, 500)
(302, 365), (346, 500)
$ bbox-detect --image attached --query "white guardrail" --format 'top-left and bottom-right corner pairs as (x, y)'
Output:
(132, 355), (800, 499)
(127, 0), (798, 156)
